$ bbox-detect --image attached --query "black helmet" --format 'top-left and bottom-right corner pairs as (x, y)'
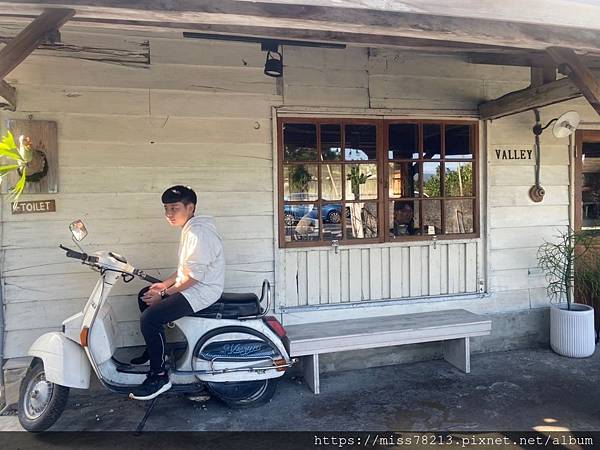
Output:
(161, 185), (197, 205)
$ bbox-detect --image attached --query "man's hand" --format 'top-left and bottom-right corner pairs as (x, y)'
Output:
(143, 282), (167, 306)
(143, 292), (162, 307)
(148, 282), (167, 293)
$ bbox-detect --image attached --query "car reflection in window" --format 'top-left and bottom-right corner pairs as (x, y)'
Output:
(284, 204), (350, 226)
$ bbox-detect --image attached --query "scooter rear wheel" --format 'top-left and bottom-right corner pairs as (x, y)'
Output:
(207, 379), (276, 409)
(18, 358), (70, 432)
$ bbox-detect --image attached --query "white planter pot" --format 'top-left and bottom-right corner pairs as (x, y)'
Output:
(550, 303), (595, 358)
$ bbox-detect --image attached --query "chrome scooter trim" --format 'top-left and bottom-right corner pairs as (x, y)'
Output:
(237, 279), (271, 320)
(175, 359), (296, 376)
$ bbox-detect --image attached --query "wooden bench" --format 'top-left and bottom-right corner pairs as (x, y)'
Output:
(283, 309), (492, 394)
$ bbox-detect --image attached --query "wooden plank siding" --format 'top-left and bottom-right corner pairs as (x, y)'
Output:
(2, 21), (599, 361)
(485, 100), (600, 310)
(281, 241), (481, 307)
(0, 29), (281, 358)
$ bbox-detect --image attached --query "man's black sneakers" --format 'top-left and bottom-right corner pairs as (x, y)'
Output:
(129, 371), (172, 401)
(130, 349), (149, 365)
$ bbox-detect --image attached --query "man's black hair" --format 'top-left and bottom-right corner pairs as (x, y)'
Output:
(394, 200), (413, 211)
(162, 185), (197, 205)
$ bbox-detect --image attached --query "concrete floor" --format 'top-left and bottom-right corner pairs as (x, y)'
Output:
(2, 348), (600, 432)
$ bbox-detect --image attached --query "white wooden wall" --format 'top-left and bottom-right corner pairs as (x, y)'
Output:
(283, 241), (480, 307)
(277, 47), (525, 309)
(0, 26), (281, 358)
(2, 23), (598, 360)
(488, 99), (600, 309)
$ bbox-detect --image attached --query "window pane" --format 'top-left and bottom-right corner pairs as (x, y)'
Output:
(322, 164), (342, 200)
(422, 200), (442, 235)
(389, 162), (419, 198)
(423, 124), (441, 159)
(445, 199), (474, 234)
(283, 203), (320, 242)
(346, 202), (378, 239)
(582, 142), (600, 230)
(345, 164), (378, 200)
(283, 164), (318, 201)
(284, 123), (317, 161)
(445, 124), (472, 159)
(323, 203), (344, 241)
(389, 200), (418, 238)
(444, 162), (473, 197)
(321, 124), (342, 161)
(423, 162), (441, 197)
(388, 124), (418, 160)
(345, 124), (377, 160)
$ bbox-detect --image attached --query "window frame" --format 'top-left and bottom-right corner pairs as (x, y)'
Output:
(278, 117), (479, 248)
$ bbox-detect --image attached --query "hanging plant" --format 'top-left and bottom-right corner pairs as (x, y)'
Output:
(289, 164), (313, 193)
(0, 130), (35, 209)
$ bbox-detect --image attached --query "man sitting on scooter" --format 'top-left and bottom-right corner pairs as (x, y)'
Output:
(129, 185), (225, 400)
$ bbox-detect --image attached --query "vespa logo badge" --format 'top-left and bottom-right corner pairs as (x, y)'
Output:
(223, 342), (264, 357)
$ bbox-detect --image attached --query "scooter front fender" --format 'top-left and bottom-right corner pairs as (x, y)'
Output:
(29, 332), (91, 389)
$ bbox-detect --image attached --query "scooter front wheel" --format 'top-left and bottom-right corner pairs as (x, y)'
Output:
(207, 379), (276, 409)
(18, 359), (70, 432)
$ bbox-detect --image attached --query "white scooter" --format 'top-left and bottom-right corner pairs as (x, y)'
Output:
(18, 220), (294, 432)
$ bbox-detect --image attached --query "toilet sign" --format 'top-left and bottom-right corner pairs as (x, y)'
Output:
(12, 199), (56, 214)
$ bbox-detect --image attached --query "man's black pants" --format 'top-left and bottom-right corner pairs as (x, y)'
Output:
(137, 286), (193, 373)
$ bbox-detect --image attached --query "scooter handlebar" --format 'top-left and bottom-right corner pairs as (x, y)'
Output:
(132, 268), (162, 284)
(59, 244), (99, 263)
(59, 244), (86, 260)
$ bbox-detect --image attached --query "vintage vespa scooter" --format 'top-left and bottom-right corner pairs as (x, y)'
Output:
(18, 220), (294, 432)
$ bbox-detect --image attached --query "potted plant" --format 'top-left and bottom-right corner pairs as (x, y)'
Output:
(537, 228), (598, 357)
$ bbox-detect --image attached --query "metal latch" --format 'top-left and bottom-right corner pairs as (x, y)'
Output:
(331, 239), (339, 254)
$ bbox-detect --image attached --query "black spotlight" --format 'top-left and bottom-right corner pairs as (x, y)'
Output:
(261, 41), (283, 77)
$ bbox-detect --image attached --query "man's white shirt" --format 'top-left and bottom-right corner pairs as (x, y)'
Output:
(176, 215), (225, 312)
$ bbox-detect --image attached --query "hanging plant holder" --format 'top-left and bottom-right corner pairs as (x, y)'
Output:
(17, 148), (49, 183)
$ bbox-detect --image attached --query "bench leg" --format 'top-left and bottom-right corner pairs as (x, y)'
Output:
(443, 337), (470, 373)
(301, 354), (320, 394)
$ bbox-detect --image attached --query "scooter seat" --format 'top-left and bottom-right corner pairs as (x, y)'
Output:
(189, 292), (261, 319)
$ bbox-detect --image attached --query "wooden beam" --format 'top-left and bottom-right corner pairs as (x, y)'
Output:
(0, 79), (16, 110)
(531, 67), (556, 87)
(467, 52), (556, 68)
(2, 2), (600, 52)
(547, 46), (600, 116)
(0, 8), (74, 79)
(479, 77), (581, 120)
(4, 0), (600, 32)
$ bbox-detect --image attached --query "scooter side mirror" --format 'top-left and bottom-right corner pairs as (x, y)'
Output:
(69, 220), (88, 242)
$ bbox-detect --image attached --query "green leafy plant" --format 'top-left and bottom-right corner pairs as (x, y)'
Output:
(0, 130), (32, 209)
(346, 165), (372, 201)
(289, 164), (313, 193)
(537, 228), (600, 310)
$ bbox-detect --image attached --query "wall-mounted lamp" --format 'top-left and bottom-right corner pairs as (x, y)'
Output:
(529, 109), (580, 202)
(261, 42), (283, 77)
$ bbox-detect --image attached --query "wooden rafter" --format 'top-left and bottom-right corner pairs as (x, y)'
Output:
(0, 8), (75, 79)
(546, 46), (600, 116)
(479, 77), (581, 120)
(0, 8), (74, 110)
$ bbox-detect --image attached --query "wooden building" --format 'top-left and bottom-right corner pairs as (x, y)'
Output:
(1, 1), (600, 393)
